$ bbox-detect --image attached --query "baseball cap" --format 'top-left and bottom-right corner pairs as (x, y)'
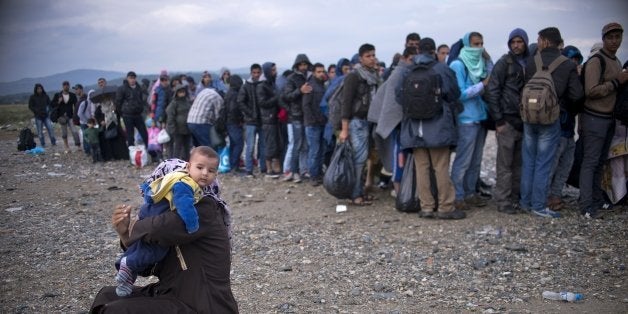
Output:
(126, 71), (137, 78)
(72, 84), (83, 90)
(602, 22), (623, 37)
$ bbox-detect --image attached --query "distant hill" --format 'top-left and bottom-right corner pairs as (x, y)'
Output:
(0, 68), (252, 104)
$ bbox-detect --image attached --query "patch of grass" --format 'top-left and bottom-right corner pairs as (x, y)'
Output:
(0, 104), (32, 125)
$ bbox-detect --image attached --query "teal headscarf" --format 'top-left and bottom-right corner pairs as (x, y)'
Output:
(458, 32), (486, 84)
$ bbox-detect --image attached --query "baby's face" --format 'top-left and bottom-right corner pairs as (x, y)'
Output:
(187, 154), (218, 188)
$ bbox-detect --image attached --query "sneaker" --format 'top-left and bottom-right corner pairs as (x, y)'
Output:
(265, 172), (280, 179)
(547, 195), (563, 211)
(454, 200), (470, 211)
(293, 173), (302, 183)
(245, 171), (255, 178)
(477, 179), (493, 199)
(437, 209), (466, 220)
(377, 181), (389, 190)
(531, 207), (561, 218)
(310, 177), (322, 187)
(464, 194), (487, 207)
(600, 203), (614, 211)
(418, 210), (435, 219)
(497, 204), (518, 215)
(581, 209), (604, 219)
(281, 172), (293, 182)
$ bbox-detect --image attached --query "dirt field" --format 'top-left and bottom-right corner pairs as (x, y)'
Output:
(0, 122), (627, 313)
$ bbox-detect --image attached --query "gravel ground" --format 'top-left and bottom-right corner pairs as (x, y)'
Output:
(0, 124), (627, 313)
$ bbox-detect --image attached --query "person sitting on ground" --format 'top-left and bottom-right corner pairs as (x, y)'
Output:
(112, 147), (220, 297)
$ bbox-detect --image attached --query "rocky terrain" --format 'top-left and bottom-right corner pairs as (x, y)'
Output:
(0, 125), (626, 313)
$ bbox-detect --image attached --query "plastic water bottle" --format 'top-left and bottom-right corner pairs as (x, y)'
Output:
(542, 291), (583, 302)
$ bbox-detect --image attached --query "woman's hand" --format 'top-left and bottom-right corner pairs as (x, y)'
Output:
(112, 204), (132, 247)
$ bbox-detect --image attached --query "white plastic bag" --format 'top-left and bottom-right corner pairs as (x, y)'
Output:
(157, 129), (171, 144)
(129, 145), (149, 168)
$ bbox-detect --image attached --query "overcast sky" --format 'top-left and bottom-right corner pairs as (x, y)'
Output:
(0, 0), (626, 83)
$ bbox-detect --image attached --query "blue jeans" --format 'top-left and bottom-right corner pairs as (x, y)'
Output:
(188, 123), (212, 147)
(34, 117), (56, 147)
(305, 126), (325, 178)
(451, 123), (486, 200)
(287, 122), (308, 175)
(349, 119), (370, 199)
(80, 124), (91, 154)
(227, 124), (244, 171)
(520, 121), (561, 211)
(549, 136), (575, 198)
(245, 124), (266, 173)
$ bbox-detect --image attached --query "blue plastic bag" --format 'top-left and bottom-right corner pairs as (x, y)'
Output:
(218, 146), (231, 173)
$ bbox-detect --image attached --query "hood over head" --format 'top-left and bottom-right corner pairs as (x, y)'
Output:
(336, 58), (350, 71)
(262, 62), (276, 81)
(33, 83), (46, 95)
(292, 54), (311, 70)
(508, 28), (529, 57)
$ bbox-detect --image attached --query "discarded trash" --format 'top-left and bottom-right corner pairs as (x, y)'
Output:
(336, 205), (347, 213)
(25, 147), (45, 155)
(542, 291), (583, 302)
(47, 172), (65, 177)
(5, 207), (23, 212)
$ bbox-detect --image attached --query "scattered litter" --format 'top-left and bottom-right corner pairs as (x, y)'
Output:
(5, 207), (23, 212)
(47, 172), (65, 177)
(53, 164), (62, 168)
(107, 186), (124, 191)
(336, 205), (347, 213)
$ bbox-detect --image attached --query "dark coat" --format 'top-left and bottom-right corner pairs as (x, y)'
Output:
(400, 54), (461, 149)
(166, 94), (192, 135)
(302, 76), (327, 126)
(282, 55), (311, 123)
(90, 197), (238, 313)
(51, 91), (78, 119)
(237, 78), (262, 125)
(257, 63), (280, 125)
(28, 84), (50, 119)
(486, 52), (526, 131)
(116, 80), (145, 117)
(225, 75), (244, 125)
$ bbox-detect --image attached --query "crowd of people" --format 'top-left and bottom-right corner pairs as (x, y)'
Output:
(23, 22), (628, 313)
(28, 23), (627, 221)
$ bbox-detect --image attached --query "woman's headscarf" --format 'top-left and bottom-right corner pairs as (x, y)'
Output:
(459, 32), (486, 84)
(143, 158), (233, 241)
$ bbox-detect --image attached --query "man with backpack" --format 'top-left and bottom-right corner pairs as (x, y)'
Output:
(486, 28), (529, 215)
(579, 22), (628, 219)
(519, 27), (583, 218)
(399, 38), (464, 219)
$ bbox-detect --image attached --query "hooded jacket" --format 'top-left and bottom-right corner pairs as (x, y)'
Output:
(282, 54), (312, 122)
(486, 28), (529, 131)
(400, 53), (461, 149)
(237, 73), (262, 125)
(225, 75), (244, 125)
(166, 85), (192, 135)
(28, 84), (51, 119)
(320, 58), (351, 115)
(257, 62), (280, 125)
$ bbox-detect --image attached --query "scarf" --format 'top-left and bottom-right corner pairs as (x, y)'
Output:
(459, 32), (486, 84)
(143, 158), (233, 241)
(353, 63), (380, 86)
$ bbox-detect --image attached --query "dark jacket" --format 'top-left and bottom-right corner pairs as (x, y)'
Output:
(51, 91), (78, 119)
(166, 85), (192, 135)
(257, 62), (280, 125)
(340, 71), (374, 120)
(225, 75), (244, 125)
(116, 80), (145, 116)
(486, 53), (526, 131)
(524, 47), (584, 114)
(282, 54), (312, 122)
(302, 75), (327, 126)
(90, 197), (239, 313)
(237, 77), (262, 125)
(28, 84), (50, 119)
(400, 54), (461, 149)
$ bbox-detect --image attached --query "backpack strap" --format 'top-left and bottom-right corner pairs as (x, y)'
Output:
(589, 53), (606, 84)
(547, 55), (568, 73)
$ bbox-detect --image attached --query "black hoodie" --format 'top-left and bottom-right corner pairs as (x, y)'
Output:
(282, 54), (312, 122)
(257, 62), (280, 125)
(28, 83), (51, 119)
(225, 75), (244, 125)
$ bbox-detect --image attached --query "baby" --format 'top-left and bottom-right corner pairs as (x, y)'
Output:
(114, 146), (219, 296)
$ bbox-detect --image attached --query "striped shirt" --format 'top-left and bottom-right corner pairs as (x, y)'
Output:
(186, 88), (223, 124)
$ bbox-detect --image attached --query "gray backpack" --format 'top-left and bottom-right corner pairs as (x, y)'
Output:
(520, 53), (567, 124)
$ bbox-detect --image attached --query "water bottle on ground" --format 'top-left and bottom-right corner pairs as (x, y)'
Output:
(542, 291), (583, 302)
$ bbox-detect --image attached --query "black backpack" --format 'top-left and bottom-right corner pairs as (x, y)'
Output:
(399, 61), (443, 120)
(17, 127), (36, 151)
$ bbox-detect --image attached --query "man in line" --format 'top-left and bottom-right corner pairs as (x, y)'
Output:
(238, 64), (265, 177)
(579, 22), (628, 218)
(486, 28), (529, 214)
(302, 63), (328, 186)
(257, 62), (283, 178)
(51, 80), (80, 152)
(116, 71), (148, 147)
(520, 27), (583, 218)
(338, 44), (381, 205)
